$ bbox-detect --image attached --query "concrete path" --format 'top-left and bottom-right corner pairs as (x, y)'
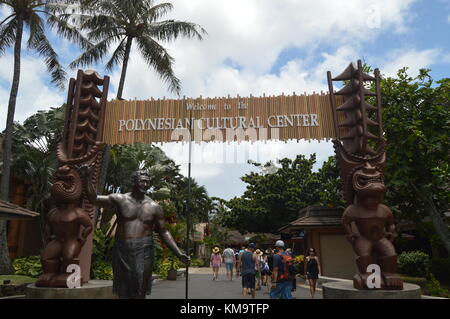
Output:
(148, 267), (322, 299)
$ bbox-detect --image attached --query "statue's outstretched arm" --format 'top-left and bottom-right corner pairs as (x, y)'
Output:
(79, 164), (114, 208)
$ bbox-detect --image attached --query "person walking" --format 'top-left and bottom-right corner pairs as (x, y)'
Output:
(264, 248), (274, 291)
(304, 247), (321, 299)
(223, 246), (235, 281)
(239, 243), (258, 299)
(210, 247), (222, 281)
(270, 240), (294, 299)
(236, 246), (245, 278)
(286, 248), (297, 292)
(260, 251), (270, 289)
(234, 249), (240, 278)
(255, 249), (263, 290)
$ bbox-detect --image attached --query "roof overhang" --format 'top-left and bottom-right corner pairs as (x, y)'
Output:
(0, 200), (39, 220)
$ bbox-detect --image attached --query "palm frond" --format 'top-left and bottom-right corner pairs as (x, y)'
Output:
(0, 12), (15, 26)
(136, 36), (181, 95)
(142, 2), (173, 22)
(147, 20), (206, 42)
(0, 18), (16, 56)
(83, 15), (124, 42)
(69, 35), (121, 69)
(46, 12), (92, 50)
(105, 37), (126, 71)
(27, 13), (66, 89)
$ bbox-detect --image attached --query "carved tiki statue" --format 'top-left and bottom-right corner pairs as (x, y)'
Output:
(327, 60), (403, 290)
(36, 70), (109, 287)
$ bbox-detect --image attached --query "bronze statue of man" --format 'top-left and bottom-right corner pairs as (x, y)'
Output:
(83, 168), (189, 299)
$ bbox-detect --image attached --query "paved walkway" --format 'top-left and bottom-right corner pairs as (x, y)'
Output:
(148, 267), (322, 299)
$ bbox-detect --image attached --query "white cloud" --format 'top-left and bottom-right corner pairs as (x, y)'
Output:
(381, 49), (441, 77)
(0, 55), (65, 131)
(111, 0), (417, 99)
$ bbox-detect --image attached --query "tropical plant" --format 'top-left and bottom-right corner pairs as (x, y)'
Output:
(430, 257), (450, 285)
(171, 177), (212, 224)
(69, 0), (206, 98)
(381, 69), (450, 254)
(426, 273), (450, 298)
(398, 250), (430, 278)
(12, 255), (43, 278)
(0, 0), (89, 274)
(90, 226), (115, 280)
(10, 107), (65, 243)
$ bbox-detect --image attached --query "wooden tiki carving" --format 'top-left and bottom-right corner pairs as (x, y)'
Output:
(36, 70), (109, 287)
(327, 61), (403, 290)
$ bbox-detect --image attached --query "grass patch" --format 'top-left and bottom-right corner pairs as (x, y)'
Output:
(0, 275), (36, 285)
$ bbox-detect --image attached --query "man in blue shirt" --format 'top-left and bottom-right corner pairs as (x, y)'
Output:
(270, 240), (294, 299)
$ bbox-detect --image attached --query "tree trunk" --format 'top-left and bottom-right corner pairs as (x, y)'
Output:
(0, 17), (24, 275)
(116, 36), (133, 100)
(412, 185), (450, 255)
(97, 37), (133, 201)
(422, 193), (450, 256)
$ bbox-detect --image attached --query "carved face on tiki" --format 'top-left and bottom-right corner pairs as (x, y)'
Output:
(50, 165), (82, 203)
(353, 162), (386, 209)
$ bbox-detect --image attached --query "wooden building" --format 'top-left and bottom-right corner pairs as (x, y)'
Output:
(5, 179), (42, 259)
(278, 206), (357, 279)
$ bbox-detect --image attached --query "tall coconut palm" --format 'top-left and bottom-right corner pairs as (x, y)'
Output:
(69, 0), (206, 98)
(0, 0), (90, 274)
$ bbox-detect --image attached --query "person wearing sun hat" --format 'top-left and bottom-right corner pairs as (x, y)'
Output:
(210, 247), (222, 281)
(254, 249), (264, 290)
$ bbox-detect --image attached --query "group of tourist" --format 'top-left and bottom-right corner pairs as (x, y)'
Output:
(209, 240), (322, 299)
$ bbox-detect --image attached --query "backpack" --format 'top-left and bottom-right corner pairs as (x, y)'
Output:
(277, 252), (296, 281)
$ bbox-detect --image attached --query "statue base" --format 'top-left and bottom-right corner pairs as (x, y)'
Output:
(26, 280), (114, 299)
(322, 281), (421, 299)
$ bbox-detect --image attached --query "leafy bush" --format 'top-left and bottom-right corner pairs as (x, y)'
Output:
(156, 257), (182, 279)
(91, 260), (113, 280)
(398, 251), (430, 277)
(426, 274), (450, 298)
(429, 257), (450, 285)
(90, 228), (115, 280)
(12, 256), (42, 278)
(190, 258), (204, 267)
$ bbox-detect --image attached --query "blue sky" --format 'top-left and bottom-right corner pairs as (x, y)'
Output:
(0, 0), (449, 200)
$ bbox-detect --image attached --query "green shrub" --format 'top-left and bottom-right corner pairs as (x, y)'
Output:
(190, 258), (204, 267)
(91, 260), (113, 280)
(156, 257), (182, 279)
(430, 257), (450, 285)
(398, 251), (430, 277)
(426, 274), (450, 298)
(90, 228), (115, 280)
(12, 256), (43, 278)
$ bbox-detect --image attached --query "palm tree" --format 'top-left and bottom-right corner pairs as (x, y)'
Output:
(70, 0), (206, 98)
(0, 0), (89, 274)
